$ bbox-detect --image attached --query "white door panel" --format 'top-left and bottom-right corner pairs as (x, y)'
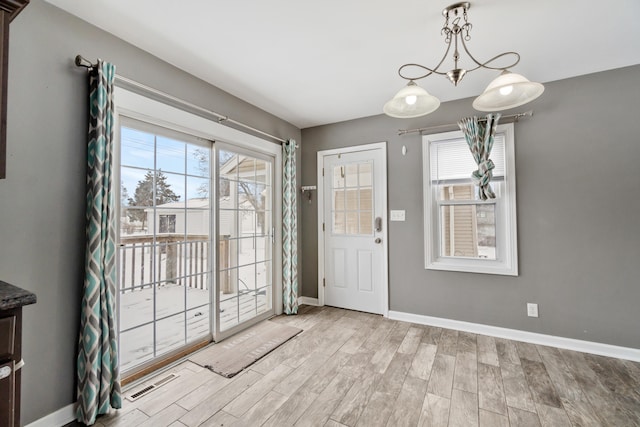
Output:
(321, 146), (387, 315)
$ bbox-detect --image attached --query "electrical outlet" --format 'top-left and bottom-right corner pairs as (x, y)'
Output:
(527, 303), (539, 318)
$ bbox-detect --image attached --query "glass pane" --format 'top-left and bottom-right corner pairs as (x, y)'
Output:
(119, 286), (153, 330)
(119, 324), (154, 372)
(239, 236), (256, 265)
(345, 164), (358, 187)
(119, 241), (154, 288)
(219, 237), (235, 272)
(359, 163), (372, 186)
(220, 297), (239, 331)
(239, 264), (256, 291)
(255, 159), (270, 183)
(219, 150), (238, 180)
(256, 286), (271, 314)
(360, 188), (373, 210)
(187, 273), (210, 309)
(440, 204), (496, 259)
(333, 166), (345, 188)
(156, 281), (185, 319)
(187, 176), (210, 200)
(359, 211), (373, 235)
(121, 127), (154, 169)
(256, 262), (270, 289)
(238, 156), (257, 182)
(182, 239), (209, 279)
(119, 122), (213, 373)
(238, 211), (255, 239)
(187, 145), (209, 177)
(334, 189), (345, 210)
(159, 241), (182, 283)
(217, 148), (273, 332)
(156, 137), (186, 174)
(156, 313), (186, 356)
(333, 211), (345, 234)
(346, 211), (358, 235)
(158, 172), (185, 206)
(255, 237), (269, 262)
(438, 184), (475, 201)
(346, 189), (358, 210)
(187, 307), (210, 342)
(121, 168), (153, 209)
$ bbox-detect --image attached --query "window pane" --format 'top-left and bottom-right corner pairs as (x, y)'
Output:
(333, 211), (345, 234)
(187, 307), (209, 342)
(345, 189), (358, 210)
(360, 188), (372, 210)
(334, 189), (345, 210)
(156, 312), (186, 356)
(359, 163), (372, 186)
(346, 211), (358, 234)
(359, 211), (373, 235)
(238, 157), (257, 182)
(440, 204), (496, 260)
(255, 159), (270, 183)
(187, 145), (209, 177)
(345, 164), (358, 187)
(333, 166), (345, 188)
(121, 127), (154, 169)
(158, 172), (185, 205)
(156, 137), (186, 174)
(439, 184), (475, 201)
(219, 150), (238, 180)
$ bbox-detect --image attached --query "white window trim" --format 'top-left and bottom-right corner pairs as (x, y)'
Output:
(422, 123), (518, 276)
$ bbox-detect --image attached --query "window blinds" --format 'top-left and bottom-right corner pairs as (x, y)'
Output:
(430, 134), (506, 181)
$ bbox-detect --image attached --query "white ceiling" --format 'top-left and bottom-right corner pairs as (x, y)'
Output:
(44, 0), (640, 129)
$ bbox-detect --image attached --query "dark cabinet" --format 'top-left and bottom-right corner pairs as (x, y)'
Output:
(0, 282), (36, 427)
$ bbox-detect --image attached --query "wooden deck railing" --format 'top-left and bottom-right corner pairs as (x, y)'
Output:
(118, 234), (231, 293)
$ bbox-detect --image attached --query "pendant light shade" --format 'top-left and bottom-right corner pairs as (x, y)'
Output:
(383, 81), (441, 118)
(473, 71), (544, 112)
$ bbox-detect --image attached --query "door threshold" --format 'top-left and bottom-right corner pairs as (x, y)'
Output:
(121, 338), (211, 388)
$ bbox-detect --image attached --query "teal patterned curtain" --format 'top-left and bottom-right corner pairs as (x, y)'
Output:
(282, 139), (298, 314)
(457, 113), (501, 200)
(76, 60), (122, 425)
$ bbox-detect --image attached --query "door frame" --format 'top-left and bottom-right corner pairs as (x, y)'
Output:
(212, 141), (281, 342)
(317, 142), (389, 317)
(115, 87), (283, 358)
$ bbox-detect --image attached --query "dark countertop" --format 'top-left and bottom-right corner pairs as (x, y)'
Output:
(0, 281), (37, 311)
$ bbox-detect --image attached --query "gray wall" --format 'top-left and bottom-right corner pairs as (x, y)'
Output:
(0, 1), (301, 423)
(301, 65), (640, 350)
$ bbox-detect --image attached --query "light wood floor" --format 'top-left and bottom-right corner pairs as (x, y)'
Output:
(84, 305), (640, 427)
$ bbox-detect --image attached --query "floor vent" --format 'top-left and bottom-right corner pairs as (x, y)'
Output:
(125, 373), (179, 401)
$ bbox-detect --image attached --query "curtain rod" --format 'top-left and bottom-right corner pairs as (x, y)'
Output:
(74, 55), (288, 144)
(397, 110), (533, 136)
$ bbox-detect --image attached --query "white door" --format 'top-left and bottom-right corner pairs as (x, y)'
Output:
(320, 144), (387, 315)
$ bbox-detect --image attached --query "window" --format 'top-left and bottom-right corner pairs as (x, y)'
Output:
(331, 161), (374, 235)
(159, 214), (177, 233)
(422, 123), (517, 275)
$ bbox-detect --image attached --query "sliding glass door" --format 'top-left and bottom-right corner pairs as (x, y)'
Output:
(215, 143), (275, 340)
(117, 115), (278, 372)
(118, 117), (212, 373)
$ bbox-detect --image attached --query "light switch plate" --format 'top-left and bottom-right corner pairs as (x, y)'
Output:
(390, 210), (406, 221)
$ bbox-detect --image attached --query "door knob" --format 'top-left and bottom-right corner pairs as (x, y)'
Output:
(375, 238), (382, 244)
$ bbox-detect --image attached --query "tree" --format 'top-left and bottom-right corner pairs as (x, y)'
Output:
(127, 170), (180, 229)
(192, 148), (210, 198)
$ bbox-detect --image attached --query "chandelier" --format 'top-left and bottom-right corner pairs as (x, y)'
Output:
(383, 2), (544, 118)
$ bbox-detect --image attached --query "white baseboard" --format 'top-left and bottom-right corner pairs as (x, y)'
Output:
(298, 296), (320, 306)
(388, 310), (640, 362)
(25, 403), (75, 427)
